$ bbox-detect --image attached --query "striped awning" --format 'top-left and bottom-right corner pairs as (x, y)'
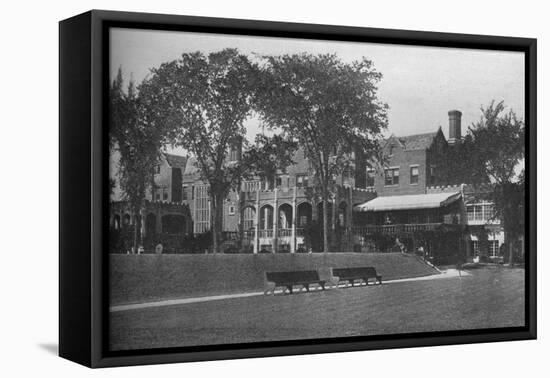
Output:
(354, 192), (461, 212)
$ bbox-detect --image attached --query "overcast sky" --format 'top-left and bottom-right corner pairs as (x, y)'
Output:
(110, 27), (525, 149)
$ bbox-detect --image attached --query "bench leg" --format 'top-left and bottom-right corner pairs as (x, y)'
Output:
(305, 284), (310, 292)
(287, 285), (293, 294)
(321, 282), (325, 290)
(350, 279), (355, 287)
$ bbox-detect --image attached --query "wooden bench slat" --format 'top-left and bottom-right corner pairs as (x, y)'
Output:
(265, 270), (326, 295)
(332, 267), (382, 285)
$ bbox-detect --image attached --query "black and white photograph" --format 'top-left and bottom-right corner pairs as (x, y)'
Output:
(107, 26), (527, 352)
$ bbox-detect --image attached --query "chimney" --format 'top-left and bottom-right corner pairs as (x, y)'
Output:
(448, 110), (462, 145)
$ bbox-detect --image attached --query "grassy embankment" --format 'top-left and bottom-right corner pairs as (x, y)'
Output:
(110, 252), (439, 305)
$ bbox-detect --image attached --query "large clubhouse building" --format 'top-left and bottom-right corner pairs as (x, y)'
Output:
(110, 110), (507, 264)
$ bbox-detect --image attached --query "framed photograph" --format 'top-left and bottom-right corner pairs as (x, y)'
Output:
(59, 10), (536, 368)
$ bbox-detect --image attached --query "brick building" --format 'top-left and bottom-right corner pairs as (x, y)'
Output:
(109, 109), (507, 262)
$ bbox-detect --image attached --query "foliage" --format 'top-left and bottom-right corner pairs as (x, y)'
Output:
(469, 101), (525, 186)
(468, 101), (525, 264)
(110, 68), (169, 252)
(254, 53), (388, 252)
(138, 49), (297, 252)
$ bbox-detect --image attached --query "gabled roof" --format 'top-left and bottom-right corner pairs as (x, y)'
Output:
(396, 131), (439, 150)
(163, 153), (188, 169)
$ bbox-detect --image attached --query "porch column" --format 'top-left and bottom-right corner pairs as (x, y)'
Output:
(272, 188), (278, 253)
(291, 187), (297, 253)
(253, 189), (260, 254)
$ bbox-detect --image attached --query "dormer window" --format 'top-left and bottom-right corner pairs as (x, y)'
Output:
(154, 165), (161, 174)
(388, 144), (395, 156)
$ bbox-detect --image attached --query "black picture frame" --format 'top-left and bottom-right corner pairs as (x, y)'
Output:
(59, 9), (537, 368)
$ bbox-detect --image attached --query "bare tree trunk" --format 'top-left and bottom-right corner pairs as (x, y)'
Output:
(322, 187), (329, 253)
(508, 237), (514, 266)
(210, 192), (224, 254)
(132, 211), (139, 254)
(237, 186), (243, 252)
(504, 217), (514, 266)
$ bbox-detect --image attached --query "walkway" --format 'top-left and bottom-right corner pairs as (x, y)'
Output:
(110, 268), (470, 313)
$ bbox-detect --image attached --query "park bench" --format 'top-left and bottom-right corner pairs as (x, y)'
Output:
(264, 270), (326, 295)
(332, 267), (382, 287)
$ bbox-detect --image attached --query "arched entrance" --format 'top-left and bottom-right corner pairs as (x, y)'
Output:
(278, 203), (293, 229)
(259, 205), (274, 230)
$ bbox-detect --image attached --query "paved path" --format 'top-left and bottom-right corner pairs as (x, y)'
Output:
(110, 268), (470, 313)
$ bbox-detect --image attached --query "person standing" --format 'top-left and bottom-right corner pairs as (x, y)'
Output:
(155, 242), (163, 255)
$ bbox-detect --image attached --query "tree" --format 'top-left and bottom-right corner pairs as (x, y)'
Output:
(254, 53), (388, 252)
(110, 68), (168, 253)
(139, 49), (296, 253)
(467, 101), (525, 264)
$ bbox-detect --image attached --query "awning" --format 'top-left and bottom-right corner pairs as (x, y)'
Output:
(354, 192), (461, 212)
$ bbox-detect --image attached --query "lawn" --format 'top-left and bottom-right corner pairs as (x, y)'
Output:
(109, 266), (525, 351)
(110, 252), (438, 305)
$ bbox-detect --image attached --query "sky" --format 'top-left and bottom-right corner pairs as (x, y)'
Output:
(110, 27), (525, 150)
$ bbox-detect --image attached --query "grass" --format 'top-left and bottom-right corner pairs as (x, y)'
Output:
(109, 266), (525, 351)
(110, 252), (438, 305)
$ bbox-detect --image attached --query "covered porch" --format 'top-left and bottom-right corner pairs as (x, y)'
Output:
(352, 192), (466, 263)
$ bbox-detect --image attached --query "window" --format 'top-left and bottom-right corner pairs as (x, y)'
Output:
(366, 168), (375, 187)
(228, 205), (235, 216)
(466, 203), (495, 223)
(275, 176), (283, 188)
(384, 167), (399, 186)
(388, 144), (395, 156)
(296, 175), (308, 188)
(194, 185), (211, 234)
(229, 148), (238, 162)
(163, 190), (168, 201)
(155, 191), (161, 201)
(264, 177), (274, 190)
(471, 241), (480, 257)
(483, 204), (494, 220)
(243, 207), (255, 230)
(489, 240), (499, 257)
(410, 165), (419, 185)
(154, 165), (161, 174)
